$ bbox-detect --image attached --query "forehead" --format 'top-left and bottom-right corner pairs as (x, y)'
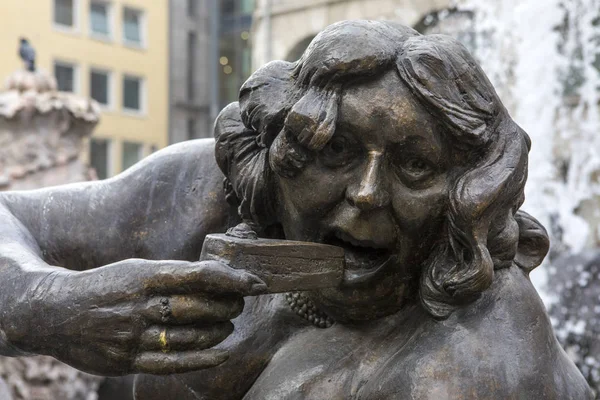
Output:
(338, 70), (442, 147)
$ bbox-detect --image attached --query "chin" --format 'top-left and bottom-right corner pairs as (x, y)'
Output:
(308, 262), (419, 323)
(290, 229), (419, 323)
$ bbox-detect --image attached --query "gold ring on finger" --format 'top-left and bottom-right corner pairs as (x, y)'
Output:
(159, 328), (170, 353)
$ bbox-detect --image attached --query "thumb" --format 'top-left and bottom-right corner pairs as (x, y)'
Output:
(132, 260), (268, 296)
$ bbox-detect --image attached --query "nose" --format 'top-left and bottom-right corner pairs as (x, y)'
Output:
(346, 151), (391, 211)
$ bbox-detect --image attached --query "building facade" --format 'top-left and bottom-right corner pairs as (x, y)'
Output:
(168, 0), (213, 143)
(0, 0), (169, 178)
(169, 0), (255, 142)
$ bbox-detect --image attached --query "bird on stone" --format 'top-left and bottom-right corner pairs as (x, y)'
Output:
(19, 38), (36, 72)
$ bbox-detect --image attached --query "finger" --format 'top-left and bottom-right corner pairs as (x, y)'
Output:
(133, 349), (229, 374)
(139, 322), (233, 352)
(142, 294), (244, 324)
(142, 260), (268, 296)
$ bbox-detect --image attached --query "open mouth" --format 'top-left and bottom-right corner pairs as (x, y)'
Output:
(323, 230), (394, 286)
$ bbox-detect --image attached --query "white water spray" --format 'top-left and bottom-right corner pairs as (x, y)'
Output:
(449, 0), (600, 305)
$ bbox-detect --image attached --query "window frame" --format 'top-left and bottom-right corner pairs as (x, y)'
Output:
(187, 118), (196, 140)
(89, 67), (113, 109)
(122, 74), (145, 115)
(53, 0), (79, 32)
(89, 0), (113, 40)
(53, 60), (79, 94)
(89, 137), (114, 180)
(122, 6), (146, 48)
(187, 31), (197, 102)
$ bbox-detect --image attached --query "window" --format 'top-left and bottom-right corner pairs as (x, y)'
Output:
(219, 33), (236, 108)
(187, 0), (197, 17)
(122, 141), (143, 170)
(90, 138), (111, 179)
(187, 31), (197, 101)
(123, 75), (143, 112)
(90, 1), (110, 37)
(54, 0), (75, 28)
(240, 0), (255, 14)
(90, 69), (110, 106)
(54, 62), (76, 92)
(187, 118), (196, 140)
(217, 6), (253, 109)
(123, 7), (143, 45)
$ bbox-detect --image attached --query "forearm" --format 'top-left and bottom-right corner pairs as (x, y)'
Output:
(0, 256), (64, 357)
(0, 199), (69, 356)
(0, 180), (131, 270)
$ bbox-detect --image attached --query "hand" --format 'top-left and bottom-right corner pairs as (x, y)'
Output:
(4, 259), (266, 376)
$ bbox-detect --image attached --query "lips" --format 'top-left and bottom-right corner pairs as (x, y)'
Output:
(323, 230), (395, 286)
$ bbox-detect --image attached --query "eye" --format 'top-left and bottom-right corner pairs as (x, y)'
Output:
(405, 158), (429, 173)
(319, 135), (359, 168)
(329, 137), (346, 154)
(395, 157), (436, 184)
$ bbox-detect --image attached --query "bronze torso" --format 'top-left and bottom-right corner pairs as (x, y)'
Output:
(136, 265), (592, 400)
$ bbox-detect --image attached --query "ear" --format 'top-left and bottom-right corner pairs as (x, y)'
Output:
(514, 210), (550, 273)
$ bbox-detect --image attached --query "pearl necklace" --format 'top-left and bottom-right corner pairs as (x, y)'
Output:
(285, 292), (335, 329)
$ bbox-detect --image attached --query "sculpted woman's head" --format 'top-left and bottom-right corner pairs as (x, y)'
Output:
(214, 20), (550, 322)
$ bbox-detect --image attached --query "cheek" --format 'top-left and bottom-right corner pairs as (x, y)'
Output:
(277, 164), (347, 217)
(275, 164), (348, 240)
(390, 176), (449, 236)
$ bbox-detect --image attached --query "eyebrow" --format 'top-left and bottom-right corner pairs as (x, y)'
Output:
(335, 119), (363, 134)
(391, 137), (445, 164)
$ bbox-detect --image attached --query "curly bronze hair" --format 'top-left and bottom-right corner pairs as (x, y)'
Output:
(214, 20), (549, 319)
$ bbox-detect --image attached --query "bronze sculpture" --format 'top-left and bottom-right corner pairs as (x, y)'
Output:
(0, 21), (593, 399)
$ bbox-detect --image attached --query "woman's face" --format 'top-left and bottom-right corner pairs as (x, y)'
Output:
(273, 70), (453, 319)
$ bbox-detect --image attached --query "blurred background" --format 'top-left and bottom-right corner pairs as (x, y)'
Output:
(0, 0), (599, 399)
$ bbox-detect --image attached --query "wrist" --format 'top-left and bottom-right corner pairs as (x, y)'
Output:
(0, 268), (69, 355)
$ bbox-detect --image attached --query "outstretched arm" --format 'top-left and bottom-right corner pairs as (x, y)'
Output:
(0, 138), (230, 269)
(0, 139), (261, 375)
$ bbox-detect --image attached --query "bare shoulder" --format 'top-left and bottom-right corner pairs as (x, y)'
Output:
(362, 267), (593, 400)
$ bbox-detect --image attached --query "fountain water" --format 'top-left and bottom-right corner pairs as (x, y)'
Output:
(444, 0), (600, 391)
(450, 0), (599, 276)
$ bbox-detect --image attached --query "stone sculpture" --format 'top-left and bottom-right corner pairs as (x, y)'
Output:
(0, 21), (593, 399)
(0, 69), (99, 191)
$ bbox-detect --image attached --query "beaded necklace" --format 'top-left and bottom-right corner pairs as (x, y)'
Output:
(284, 292), (335, 329)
